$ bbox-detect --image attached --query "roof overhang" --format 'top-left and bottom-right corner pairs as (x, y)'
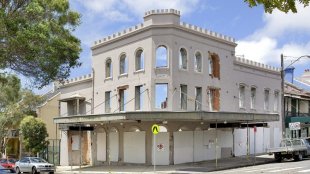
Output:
(54, 111), (279, 124)
(59, 93), (85, 102)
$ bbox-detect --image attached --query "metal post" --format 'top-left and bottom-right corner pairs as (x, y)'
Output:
(215, 119), (218, 169)
(153, 134), (156, 172)
(254, 127), (256, 165)
(79, 124), (82, 173)
(281, 54), (285, 138)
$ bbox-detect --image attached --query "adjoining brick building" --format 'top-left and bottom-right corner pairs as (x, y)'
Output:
(54, 9), (282, 166)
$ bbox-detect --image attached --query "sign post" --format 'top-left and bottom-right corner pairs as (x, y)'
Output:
(152, 124), (159, 173)
(254, 126), (256, 165)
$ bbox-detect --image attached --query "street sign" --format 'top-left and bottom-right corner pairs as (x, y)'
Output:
(157, 143), (164, 151)
(152, 124), (160, 135)
(289, 122), (301, 130)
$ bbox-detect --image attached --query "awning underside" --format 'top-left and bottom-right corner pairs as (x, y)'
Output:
(54, 111), (279, 124)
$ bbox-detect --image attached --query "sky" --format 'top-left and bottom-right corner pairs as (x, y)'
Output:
(32, 0), (310, 94)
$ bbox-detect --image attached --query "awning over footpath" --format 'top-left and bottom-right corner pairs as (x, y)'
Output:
(54, 111), (279, 124)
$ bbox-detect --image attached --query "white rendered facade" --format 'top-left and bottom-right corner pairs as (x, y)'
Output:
(55, 9), (282, 166)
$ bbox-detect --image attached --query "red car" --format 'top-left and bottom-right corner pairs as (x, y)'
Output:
(0, 158), (16, 169)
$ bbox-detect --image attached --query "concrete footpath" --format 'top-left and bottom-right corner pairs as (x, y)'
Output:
(55, 155), (275, 174)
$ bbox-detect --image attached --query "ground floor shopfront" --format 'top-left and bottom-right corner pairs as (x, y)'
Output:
(54, 111), (281, 166)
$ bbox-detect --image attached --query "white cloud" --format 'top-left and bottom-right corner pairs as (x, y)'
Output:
(236, 4), (310, 66)
(76, 0), (200, 22)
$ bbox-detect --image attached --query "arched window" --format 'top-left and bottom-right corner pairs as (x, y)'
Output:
(179, 48), (187, 69)
(119, 54), (127, 75)
(105, 58), (112, 78)
(135, 49), (144, 71)
(195, 52), (202, 72)
(156, 46), (168, 67)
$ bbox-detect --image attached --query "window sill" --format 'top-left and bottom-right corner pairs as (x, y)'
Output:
(104, 77), (113, 82)
(250, 108), (256, 111)
(118, 73), (128, 79)
(239, 107), (246, 110)
(134, 69), (145, 74)
(194, 70), (203, 74)
(179, 68), (188, 72)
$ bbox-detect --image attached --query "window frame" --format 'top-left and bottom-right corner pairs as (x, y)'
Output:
(250, 86), (256, 109)
(155, 83), (168, 109)
(135, 48), (144, 71)
(155, 45), (168, 68)
(179, 47), (188, 70)
(239, 84), (246, 108)
(264, 89), (270, 111)
(105, 58), (112, 79)
(119, 53), (128, 75)
(180, 84), (187, 110)
(194, 51), (202, 73)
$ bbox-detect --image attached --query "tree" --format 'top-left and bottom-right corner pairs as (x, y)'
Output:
(244, 0), (310, 13)
(0, 74), (44, 155)
(0, 0), (82, 88)
(19, 116), (48, 155)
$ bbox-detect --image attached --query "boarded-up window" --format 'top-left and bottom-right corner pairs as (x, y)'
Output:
(208, 52), (220, 79)
(208, 87), (220, 111)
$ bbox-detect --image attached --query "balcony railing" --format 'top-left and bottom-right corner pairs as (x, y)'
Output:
(286, 111), (310, 117)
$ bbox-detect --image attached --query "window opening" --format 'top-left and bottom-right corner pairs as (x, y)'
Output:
(155, 84), (168, 109)
(195, 87), (202, 110)
(180, 84), (187, 110)
(135, 49), (144, 71)
(195, 52), (202, 72)
(156, 46), (168, 67)
(179, 48), (187, 69)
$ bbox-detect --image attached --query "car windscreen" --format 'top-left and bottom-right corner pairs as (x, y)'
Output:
(30, 158), (47, 163)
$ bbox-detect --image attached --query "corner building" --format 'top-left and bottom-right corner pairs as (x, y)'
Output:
(55, 9), (282, 166)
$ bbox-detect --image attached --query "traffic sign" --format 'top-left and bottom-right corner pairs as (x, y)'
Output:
(152, 124), (160, 135)
(289, 122), (301, 130)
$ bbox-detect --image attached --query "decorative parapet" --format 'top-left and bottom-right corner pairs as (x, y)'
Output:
(92, 9), (236, 47)
(61, 74), (93, 86)
(179, 22), (235, 43)
(144, 9), (180, 17)
(93, 23), (145, 46)
(235, 57), (280, 72)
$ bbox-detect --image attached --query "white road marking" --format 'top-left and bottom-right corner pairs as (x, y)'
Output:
(244, 166), (281, 172)
(269, 166), (303, 173)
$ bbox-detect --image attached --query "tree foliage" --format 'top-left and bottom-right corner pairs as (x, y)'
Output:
(19, 116), (49, 155)
(245, 0), (310, 13)
(0, 0), (82, 88)
(0, 74), (44, 155)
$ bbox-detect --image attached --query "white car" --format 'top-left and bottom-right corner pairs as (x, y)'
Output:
(15, 157), (54, 174)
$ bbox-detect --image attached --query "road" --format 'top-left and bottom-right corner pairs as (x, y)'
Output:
(209, 157), (310, 174)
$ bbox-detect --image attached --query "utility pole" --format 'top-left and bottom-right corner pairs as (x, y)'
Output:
(281, 54), (286, 138)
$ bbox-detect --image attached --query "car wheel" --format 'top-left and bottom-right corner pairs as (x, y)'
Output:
(274, 153), (282, 162)
(49, 172), (54, 174)
(32, 166), (38, 174)
(16, 167), (21, 174)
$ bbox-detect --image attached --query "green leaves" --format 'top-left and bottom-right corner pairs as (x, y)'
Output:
(19, 116), (49, 155)
(244, 0), (310, 13)
(0, 0), (81, 88)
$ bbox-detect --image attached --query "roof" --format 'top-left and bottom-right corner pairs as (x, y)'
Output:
(59, 93), (86, 102)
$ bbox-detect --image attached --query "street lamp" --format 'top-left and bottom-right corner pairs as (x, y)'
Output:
(281, 54), (310, 138)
